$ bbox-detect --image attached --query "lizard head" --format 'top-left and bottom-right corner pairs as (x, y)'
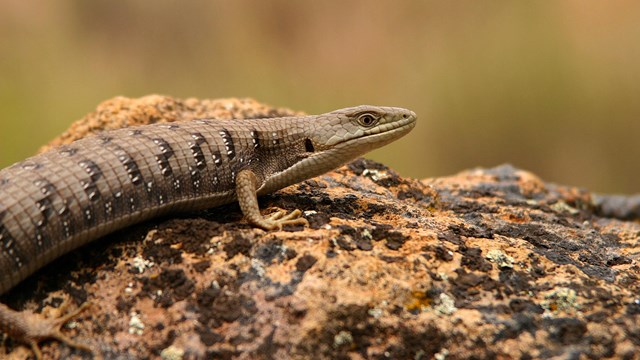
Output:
(257, 105), (416, 194)
(309, 105), (417, 153)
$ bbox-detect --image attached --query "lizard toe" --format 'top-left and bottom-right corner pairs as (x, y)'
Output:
(11, 301), (97, 359)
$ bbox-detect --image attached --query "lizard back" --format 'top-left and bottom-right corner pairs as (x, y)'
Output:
(0, 116), (310, 294)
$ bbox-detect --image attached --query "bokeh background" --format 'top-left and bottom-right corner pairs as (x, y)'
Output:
(1, 1), (639, 193)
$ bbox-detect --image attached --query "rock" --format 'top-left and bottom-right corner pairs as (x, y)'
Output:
(38, 95), (302, 153)
(2, 97), (638, 359)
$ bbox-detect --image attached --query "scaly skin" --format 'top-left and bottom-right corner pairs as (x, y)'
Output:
(0, 105), (416, 358)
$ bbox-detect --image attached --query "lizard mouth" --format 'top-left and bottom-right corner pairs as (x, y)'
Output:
(334, 114), (416, 150)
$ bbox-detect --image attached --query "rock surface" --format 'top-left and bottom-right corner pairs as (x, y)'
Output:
(2, 96), (639, 359)
(38, 95), (302, 153)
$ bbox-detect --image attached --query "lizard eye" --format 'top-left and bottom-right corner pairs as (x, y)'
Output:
(357, 113), (378, 127)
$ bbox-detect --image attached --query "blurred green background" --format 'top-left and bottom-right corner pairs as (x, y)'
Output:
(1, 1), (639, 193)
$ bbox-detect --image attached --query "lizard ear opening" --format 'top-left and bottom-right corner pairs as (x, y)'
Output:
(305, 139), (315, 152)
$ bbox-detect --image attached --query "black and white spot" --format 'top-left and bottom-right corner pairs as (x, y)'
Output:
(219, 129), (235, 160)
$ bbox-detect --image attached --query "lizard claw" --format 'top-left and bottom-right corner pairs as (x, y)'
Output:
(262, 209), (309, 230)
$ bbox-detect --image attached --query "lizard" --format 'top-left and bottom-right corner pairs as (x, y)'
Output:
(0, 105), (417, 359)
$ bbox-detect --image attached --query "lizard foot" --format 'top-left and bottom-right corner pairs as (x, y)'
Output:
(262, 209), (309, 230)
(14, 301), (98, 360)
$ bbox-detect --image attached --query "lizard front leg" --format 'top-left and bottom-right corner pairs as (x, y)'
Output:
(236, 169), (309, 230)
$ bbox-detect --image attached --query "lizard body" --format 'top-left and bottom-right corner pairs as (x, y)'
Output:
(0, 105), (416, 358)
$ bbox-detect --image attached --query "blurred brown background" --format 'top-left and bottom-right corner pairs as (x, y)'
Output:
(1, 1), (639, 193)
